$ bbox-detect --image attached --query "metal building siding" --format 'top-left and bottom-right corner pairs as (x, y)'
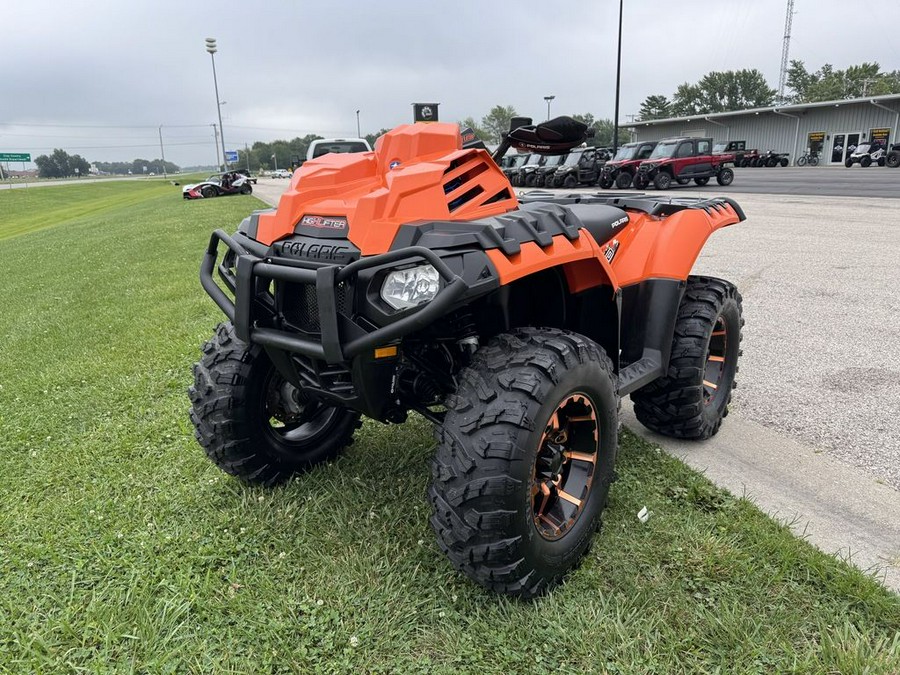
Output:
(632, 100), (900, 160)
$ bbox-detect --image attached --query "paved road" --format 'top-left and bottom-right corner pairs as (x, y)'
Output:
(1, 175), (155, 190)
(628, 165), (900, 198)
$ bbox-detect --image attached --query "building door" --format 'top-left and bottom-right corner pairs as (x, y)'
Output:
(830, 132), (861, 164)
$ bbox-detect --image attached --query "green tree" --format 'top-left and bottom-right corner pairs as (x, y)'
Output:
(34, 148), (89, 178)
(787, 60), (900, 102)
(639, 94), (671, 120)
(481, 104), (518, 145)
(670, 82), (703, 116)
(785, 60), (817, 102)
(670, 70), (775, 115)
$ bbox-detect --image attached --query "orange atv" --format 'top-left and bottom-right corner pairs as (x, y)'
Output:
(190, 116), (745, 598)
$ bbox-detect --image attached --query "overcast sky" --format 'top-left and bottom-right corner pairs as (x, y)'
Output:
(3, 0), (900, 168)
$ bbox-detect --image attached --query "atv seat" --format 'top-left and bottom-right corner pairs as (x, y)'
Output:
(564, 203), (628, 246)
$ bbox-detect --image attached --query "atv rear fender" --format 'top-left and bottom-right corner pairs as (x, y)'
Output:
(610, 200), (743, 286)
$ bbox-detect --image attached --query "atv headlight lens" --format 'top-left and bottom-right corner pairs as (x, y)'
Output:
(380, 264), (440, 310)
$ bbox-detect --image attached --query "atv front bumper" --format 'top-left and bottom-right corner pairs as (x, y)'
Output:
(201, 229), (471, 366)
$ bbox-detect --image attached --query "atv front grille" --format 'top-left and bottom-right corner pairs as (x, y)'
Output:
(280, 281), (352, 333)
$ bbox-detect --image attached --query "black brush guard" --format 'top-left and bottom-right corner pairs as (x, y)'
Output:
(201, 229), (469, 364)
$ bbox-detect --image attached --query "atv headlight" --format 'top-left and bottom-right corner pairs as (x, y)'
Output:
(380, 264), (440, 310)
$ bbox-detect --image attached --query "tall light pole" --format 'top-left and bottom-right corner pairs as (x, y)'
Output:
(544, 95), (555, 121)
(356, 110), (361, 138)
(613, 0), (624, 154)
(205, 37), (227, 169)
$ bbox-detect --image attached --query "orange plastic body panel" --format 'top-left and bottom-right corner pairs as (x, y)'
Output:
(254, 123), (518, 254)
(486, 232), (618, 293)
(607, 205), (741, 286)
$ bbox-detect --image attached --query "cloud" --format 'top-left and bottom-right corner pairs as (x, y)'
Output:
(3, 0), (899, 166)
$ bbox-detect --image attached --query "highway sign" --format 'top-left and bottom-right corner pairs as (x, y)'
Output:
(0, 153), (31, 162)
(225, 150), (239, 162)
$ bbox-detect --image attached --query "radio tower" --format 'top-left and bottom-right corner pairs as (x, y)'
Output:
(777, 0), (796, 102)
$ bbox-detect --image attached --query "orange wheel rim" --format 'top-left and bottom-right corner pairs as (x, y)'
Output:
(704, 316), (728, 405)
(531, 393), (600, 541)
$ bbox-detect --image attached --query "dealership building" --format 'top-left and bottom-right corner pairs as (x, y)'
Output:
(624, 94), (900, 166)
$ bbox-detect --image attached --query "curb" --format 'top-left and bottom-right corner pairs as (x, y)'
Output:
(622, 402), (900, 593)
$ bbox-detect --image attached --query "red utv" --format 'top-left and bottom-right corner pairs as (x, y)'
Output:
(634, 137), (735, 190)
(598, 141), (657, 189)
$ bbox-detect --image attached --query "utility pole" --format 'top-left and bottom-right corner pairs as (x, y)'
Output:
(613, 0), (624, 154)
(245, 143), (251, 173)
(158, 125), (167, 178)
(777, 0), (795, 102)
(211, 123), (220, 170)
(861, 77), (877, 97)
(356, 109), (361, 138)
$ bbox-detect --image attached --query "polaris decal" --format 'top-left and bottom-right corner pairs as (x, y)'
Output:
(276, 240), (353, 262)
(611, 215), (629, 229)
(300, 215), (348, 230)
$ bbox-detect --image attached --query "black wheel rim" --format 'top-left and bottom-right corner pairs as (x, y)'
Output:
(260, 370), (338, 446)
(703, 317), (728, 406)
(531, 393), (599, 541)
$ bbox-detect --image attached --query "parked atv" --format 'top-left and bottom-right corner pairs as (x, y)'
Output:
(533, 152), (568, 187)
(845, 142), (887, 167)
(599, 141), (657, 189)
(191, 116), (745, 598)
(757, 150), (790, 167)
(886, 143), (900, 168)
(714, 141), (759, 168)
(551, 147), (591, 188)
(634, 137), (735, 189)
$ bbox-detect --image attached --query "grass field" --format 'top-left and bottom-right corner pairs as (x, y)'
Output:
(0, 182), (898, 672)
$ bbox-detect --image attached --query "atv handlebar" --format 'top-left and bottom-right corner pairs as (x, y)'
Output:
(201, 230), (469, 364)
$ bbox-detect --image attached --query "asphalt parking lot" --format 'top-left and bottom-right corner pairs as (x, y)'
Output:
(635, 165), (900, 198)
(691, 192), (900, 486)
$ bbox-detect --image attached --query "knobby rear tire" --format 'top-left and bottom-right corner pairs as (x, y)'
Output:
(631, 277), (743, 440)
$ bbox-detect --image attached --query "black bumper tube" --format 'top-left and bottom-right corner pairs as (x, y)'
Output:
(200, 230), (470, 364)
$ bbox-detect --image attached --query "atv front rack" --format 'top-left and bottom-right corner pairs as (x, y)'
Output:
(201, 230), (468, 364)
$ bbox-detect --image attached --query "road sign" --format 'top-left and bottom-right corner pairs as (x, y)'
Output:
(225, 150), (239, 162)
(0, 153), (31, 162)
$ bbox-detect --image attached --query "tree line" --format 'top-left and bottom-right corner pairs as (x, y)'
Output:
(93, 159), (180, 175)
(32, 149), (181, 178)
(638, 61), (900, 121)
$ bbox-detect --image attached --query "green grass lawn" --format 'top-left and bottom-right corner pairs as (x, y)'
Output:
(0, 183), (898, 673)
